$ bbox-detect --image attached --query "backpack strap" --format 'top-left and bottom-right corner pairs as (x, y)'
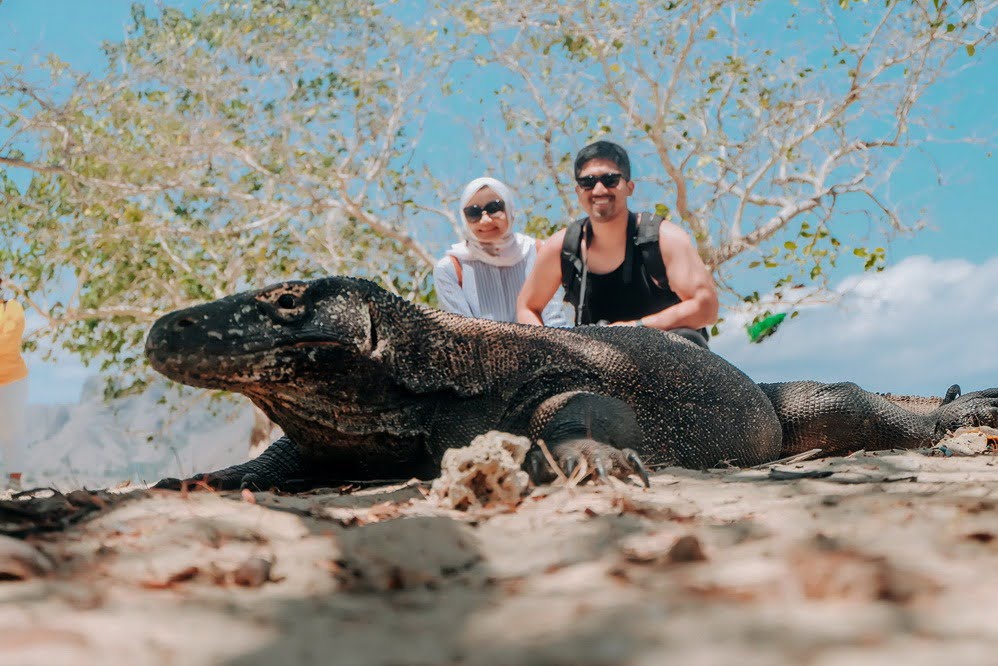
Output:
(635, 212), (667, 289)
(449, 255), (463, 288)
(560, 217), (588, 298)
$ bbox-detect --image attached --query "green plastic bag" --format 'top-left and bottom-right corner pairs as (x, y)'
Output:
(746, 312), (787, 343)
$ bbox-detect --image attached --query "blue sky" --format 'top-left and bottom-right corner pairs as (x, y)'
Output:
(3, 0), (996, 404)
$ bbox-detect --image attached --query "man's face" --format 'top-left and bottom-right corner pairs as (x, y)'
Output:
(575, 158), (634, 224)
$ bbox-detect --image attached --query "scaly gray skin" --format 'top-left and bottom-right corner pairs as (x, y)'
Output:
(145, 277), (998, 490)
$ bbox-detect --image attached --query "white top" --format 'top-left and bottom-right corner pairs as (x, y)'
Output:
(433, 239), (570, 327)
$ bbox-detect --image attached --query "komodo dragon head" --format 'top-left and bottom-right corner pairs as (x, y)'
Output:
(145, 277), (392, 396)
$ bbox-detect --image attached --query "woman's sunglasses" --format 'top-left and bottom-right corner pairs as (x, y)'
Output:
(576, 173), (624, 190)
(463, 199), (506, 223)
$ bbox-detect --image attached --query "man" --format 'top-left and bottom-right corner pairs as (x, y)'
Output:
(517, 141), (718, 347)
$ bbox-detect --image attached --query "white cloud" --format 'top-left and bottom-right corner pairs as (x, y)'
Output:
(712, 255), (998, 397)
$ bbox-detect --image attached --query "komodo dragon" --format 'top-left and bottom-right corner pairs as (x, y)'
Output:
(145, 277), (998, 490)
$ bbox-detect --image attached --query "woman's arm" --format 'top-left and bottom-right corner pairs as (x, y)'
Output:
(433, 257), (474, 316)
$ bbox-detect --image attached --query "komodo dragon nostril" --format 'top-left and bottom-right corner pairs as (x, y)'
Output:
(176, 317), (195, 329)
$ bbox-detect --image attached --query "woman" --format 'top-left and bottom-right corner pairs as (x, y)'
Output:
(434, 177), (569, 326)
(0, 279), (29, 491)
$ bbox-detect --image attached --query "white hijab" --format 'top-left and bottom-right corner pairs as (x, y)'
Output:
(446, 177), (533, 267)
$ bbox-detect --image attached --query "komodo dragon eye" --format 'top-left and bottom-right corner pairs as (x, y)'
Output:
(277, 294), (299, 309)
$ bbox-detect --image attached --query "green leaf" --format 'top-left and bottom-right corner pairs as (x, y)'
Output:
(966, 44), (976, 57)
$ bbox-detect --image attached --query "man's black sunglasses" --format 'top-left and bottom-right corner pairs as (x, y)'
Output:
(576, 173), (624, 190)
(463, 199), (506, 223)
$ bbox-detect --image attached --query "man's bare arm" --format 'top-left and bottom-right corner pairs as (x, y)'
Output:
(517, 229), (567, 326)
(616, 221), (718, 330)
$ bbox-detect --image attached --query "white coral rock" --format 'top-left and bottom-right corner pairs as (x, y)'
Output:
(431, 431), (531, 511)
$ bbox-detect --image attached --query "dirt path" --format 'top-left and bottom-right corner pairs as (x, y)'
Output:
(3, 443), (998, 665)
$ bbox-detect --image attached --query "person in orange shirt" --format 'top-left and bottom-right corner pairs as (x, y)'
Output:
(0, 279), (29, 491)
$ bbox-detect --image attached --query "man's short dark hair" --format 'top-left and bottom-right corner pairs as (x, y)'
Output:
(574, 141), (631, 181)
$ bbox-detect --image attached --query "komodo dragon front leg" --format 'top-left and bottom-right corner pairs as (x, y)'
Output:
(522, 391), (651, 487)
(155, 429), (438, 491)
(155, 435), (310, 491)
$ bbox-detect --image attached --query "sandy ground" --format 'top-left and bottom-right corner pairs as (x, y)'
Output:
(3, 432), (998, 666)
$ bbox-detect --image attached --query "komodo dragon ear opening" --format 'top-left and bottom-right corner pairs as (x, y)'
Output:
(366, 301), (380, 356)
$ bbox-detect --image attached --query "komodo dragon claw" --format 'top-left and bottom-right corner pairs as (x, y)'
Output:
(563, 456), (579, 478)
(593, 453), (609, 482)
(526, 440), (651, 488)
(624, 449), (651, 488)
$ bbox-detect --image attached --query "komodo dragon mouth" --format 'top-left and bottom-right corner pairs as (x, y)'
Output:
(147, 337), (356, 377)
(282, 340), (350, 350)
(146, 335), (348, 359)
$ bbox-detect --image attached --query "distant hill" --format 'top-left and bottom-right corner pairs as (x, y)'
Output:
(20, 376), (255, 489)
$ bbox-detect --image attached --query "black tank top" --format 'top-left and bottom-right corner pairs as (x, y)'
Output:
(584, 235), (681, 324)
(561, 213), (708, 340)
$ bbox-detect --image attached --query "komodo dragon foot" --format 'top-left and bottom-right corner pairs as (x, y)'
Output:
(931, 388), (998, 437)
(155, 435), (308, 491)
(525, 440), (650, 487)
(524, 391), (651, 488)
